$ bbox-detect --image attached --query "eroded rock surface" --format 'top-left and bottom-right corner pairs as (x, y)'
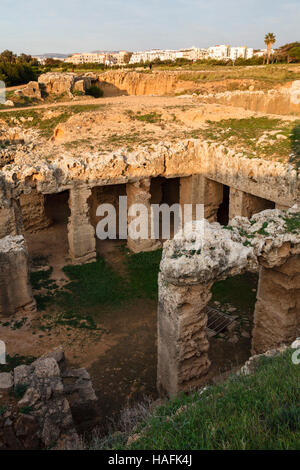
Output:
(158, 206), (300, 396)
(0, 347), (97, 450)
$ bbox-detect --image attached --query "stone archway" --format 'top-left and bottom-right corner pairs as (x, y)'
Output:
(157, 206), (300, 396)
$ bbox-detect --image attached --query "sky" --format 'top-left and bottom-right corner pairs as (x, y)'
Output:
(0, 0), (299, 55)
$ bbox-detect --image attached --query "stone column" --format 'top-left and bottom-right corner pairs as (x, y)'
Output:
(127, 178), (161, 253)
(229, 188), (275, 221)
(180, 175), (223, 223)
(68, 186), (96, 265)
(19, 191), (51, 233)
(0, 235), (36, 316)
(252, 255), (300, 354)
(0, 199), (23, 239)
(157, 274), (212, 397)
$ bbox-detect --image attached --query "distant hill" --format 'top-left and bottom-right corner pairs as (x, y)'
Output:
(33, 53), (70, 59)
(91, 50), (120, 54)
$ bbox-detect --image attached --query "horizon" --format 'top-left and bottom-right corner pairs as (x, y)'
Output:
(0, 0), (299, 56)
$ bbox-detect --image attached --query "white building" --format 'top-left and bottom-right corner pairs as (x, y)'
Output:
(129, 47), (208, 64)
(207, 45), (230, 60)
(253, 48), (274, 57)
(66, 53), (106, 64)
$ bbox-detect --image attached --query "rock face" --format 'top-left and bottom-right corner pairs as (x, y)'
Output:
(0, 235), (35, 317)
(252, 256), (300, 354)
(0, 199), (23, 239)
(67, 185), (97, 264)
(38, 73), (76, 96)
(127, 178), (162, 253)
(157, 277), (212, 396)
(158, 206), (300, 396)
(202, 81), (300, 116)
(19, 191), (51, 232)
(15, 81), (42, 100)
(1, 139), (297, 212)
(96, 70), (179, 96)
(38, 73), (93, 96)
(0, 348), (97, 450)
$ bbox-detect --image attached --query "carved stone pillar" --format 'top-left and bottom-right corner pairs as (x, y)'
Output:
(157, 274), (212, 397)
(0, 235), (36, 317)
(127, 178), (161, 253)
(68, 186), (96, 264)
(252, 255), (300, 354)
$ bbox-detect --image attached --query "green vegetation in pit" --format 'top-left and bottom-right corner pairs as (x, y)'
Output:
(211, 273), (258, 313)
(0, 354), (36, 373)
(0, 104), (106, 138)
(27, 249), (162, 334)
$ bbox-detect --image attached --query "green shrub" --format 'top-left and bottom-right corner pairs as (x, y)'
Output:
(0, 62), (37, 86)
(10, 383), (28, 400)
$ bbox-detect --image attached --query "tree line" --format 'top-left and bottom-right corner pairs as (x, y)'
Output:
(0, 50), (38, 86)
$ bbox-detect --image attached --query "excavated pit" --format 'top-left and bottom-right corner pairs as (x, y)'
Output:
(0, 71), (300, 431)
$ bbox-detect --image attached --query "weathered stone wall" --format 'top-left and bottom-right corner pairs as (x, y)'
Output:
(0, 235), (35, 317)
(1, 140), (298, 210)
(252, 255), (300, 354)
(157, 276), (211, 396)
(158, 207), (300, 396)
(127, 178), (161, 253)
(229, 188), (275, 220)
(0, 347), (97, 450)
(38, 73), (92, 96)
(202, 81), (300, 116)
(19, 191), (51, 233)
(67, 186), (96, 264)
(89, 184), (126, 236)
(0, 200), (23, 239)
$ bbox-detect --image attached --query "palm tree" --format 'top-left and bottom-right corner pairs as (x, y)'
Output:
(264, 33), (276, 64)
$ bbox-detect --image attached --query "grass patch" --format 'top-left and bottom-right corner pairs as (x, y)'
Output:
(10, 383), (28, 400)
(0, 104), (105, 138)
(32, 251), (163, 330)
(126, 110), (162, 124)
(19, 406), (33, 415)
(0, 406), (7, 416)
(283, 211), (300, 233)
(191, 117), (300, 165)
(0, 354), (36, 373)
(125, 249), (162, 300)
(124, 349), (300, 450)
(211, 273), (258, 313)
(86, 86), (104, 98)
(176, 64), (300, 84)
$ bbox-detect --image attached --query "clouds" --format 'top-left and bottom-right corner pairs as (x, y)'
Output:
(0, 0), (299, 54)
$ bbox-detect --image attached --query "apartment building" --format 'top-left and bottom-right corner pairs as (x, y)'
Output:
(207, 45), (230, 60)
(129, 47), (208, 64)
(66, 53), (106, 64)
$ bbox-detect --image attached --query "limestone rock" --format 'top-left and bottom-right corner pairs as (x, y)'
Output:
(0, 372), (13, 390)
(17, 82), (42, 100)
(0, 235), (36, 316)
(4, 100), (14, 107)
